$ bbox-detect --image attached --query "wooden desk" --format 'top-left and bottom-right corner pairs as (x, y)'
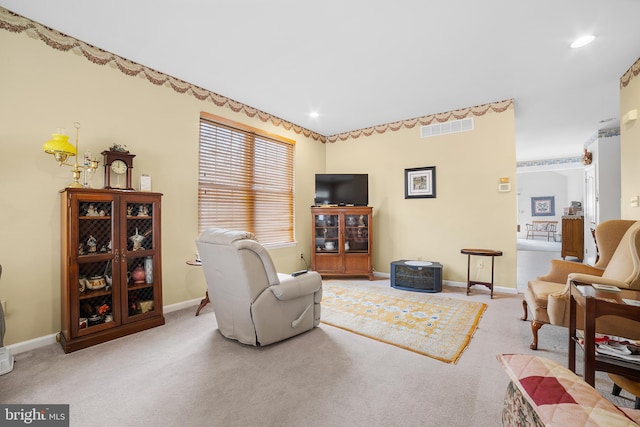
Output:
(460, 248), (502, 298)
(568, 282), (640, 386)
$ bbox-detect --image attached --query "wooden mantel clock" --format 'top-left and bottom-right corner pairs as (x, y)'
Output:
(101, 149), (136, 190)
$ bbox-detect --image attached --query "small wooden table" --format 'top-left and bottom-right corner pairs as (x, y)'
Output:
(568, 282), (640, 386)
(186, 259), (210, 316)
(460, 248), (503, 298)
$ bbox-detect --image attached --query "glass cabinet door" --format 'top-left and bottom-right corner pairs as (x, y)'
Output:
(122, 199), (158, 321)
(314, 213), (340, 253)
(344, 213), (369, 253)
(74, 196), (117, 335)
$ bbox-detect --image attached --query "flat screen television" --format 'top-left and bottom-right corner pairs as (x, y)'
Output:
(314, 174), (368, 206)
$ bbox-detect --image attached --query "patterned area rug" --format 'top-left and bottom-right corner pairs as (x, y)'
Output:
(321, 281), (487, 364)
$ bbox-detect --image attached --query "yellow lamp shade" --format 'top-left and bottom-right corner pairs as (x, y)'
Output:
(43, 133), (76, 155)
(43, 133), (76, 164)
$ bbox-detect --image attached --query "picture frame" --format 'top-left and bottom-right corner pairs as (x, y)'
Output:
(531, 196), (555, 216)
(139, 174), (152, 192)
(405, 166), (436, 199)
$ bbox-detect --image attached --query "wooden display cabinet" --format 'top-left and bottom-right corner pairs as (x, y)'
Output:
(311, 206), (373, 280)
(562, 216), (584, 261)
(59, 188), (164, 353)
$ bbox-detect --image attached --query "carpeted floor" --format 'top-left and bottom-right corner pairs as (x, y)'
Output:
(517, 238), (562, 252)
(0, 278), (635, 426)
(321, 280), (486, 363)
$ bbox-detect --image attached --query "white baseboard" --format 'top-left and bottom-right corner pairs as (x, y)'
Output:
(8, 298), (202, 355)
(445, 280), (519, 295)
(163, 297), (202, 313)
(375, 271), (518, 295)
(7, 333), (59, 355)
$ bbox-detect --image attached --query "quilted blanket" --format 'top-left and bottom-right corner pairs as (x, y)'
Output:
(497, 354), (640, 426)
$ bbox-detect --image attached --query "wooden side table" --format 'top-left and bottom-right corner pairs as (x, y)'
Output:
(186, 259), (210, 316)
(460, 248), (503, 298)
(568, 282), (640, 386)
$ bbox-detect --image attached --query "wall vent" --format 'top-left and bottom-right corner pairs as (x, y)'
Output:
(420, 118), (474, 138)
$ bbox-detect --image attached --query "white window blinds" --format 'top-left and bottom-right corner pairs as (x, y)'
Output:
(198, 113), (295, 246)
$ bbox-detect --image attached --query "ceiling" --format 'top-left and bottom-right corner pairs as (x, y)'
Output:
(2, 0), (640, 162)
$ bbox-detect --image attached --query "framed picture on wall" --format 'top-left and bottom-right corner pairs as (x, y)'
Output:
(405, 166), (436, 199)
(531, 196), (555, 216)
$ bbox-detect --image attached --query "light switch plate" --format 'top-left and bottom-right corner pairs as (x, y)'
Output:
(498, 183), (511, 192)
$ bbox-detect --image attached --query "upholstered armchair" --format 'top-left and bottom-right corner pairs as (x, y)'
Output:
(196, 228), (322, 346)
(522, 219), (640, 350)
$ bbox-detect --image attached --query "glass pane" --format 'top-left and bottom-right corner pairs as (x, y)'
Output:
(126, 257), (155, 318)
(78, 201), (113, 255)
(79, 262), (113, 328)
(314, 214), (339, 252)
(127, 202), (153, 251)
(344, 214), (368, 253)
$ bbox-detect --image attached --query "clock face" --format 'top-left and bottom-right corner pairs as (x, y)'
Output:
(111, 160), (127, 175)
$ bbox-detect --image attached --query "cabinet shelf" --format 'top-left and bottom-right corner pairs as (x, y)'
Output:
(79, 289), (112, 300)
(77, 253), (113, 262)
(128, 282), (154, 290)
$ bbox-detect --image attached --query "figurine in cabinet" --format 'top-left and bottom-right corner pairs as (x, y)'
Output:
(129, 228), (145, 251)
(87, 235), (98, 253)
(86, 204), (99, 216)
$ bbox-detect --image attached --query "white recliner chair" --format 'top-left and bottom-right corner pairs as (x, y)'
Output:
(196, 228), (322, 346)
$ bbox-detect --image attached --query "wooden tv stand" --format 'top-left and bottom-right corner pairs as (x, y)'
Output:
(311, 206), (373, 280)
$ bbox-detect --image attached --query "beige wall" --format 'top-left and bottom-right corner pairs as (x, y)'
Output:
(0, 11), (519, 348)
(325, 107), (517, 285)
(620, 58), (640, 220)
(0, 29), (326, 345)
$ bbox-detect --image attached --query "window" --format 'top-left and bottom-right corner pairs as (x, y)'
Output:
(198, 112), (295, 246)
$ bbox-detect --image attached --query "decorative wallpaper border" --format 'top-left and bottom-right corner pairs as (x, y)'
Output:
(0, 6), (513, 144)
(0, 7), (325, 142)
(327, 99), (514, 142)
(621, 56), (640, 88)
(517, 127), (620, 169)
(587, 127), (621, 145)
(516, 157), (582, 169)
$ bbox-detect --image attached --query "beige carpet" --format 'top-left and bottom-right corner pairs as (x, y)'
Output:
(0, 279), (633, 426)
(321, 280), (487, 363)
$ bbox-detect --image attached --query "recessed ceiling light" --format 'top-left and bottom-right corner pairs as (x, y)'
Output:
(570, 35), (596, 49)
(309, 111), (320, 119)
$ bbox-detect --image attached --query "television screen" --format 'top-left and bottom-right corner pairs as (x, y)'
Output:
(314, 174), (368, 206)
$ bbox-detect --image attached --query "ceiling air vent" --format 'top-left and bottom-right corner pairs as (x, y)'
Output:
(420, 118), (474, 138)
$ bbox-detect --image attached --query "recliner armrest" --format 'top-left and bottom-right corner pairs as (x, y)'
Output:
(270, 271), (322, 301)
